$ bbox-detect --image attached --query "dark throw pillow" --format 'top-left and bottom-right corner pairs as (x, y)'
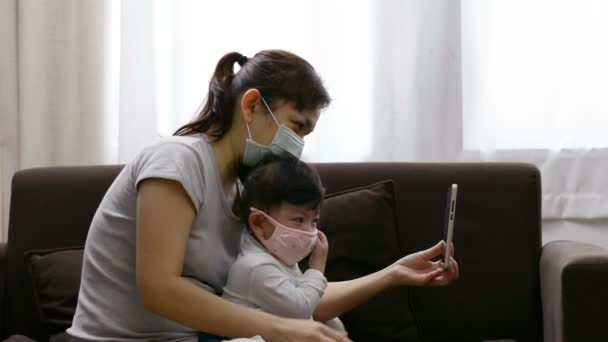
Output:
(318, 180), (420, 342)
(24, 247), (84, 334)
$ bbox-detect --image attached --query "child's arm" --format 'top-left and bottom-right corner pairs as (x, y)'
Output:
(251, 231), (329, 319)
(250, 263), (327, 319)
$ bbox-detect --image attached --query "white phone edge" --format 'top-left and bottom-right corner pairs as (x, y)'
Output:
(444, 184), (458, 270)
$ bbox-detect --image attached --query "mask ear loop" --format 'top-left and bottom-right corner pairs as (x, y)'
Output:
(246, 121), (253, 140)
(260, 96), (281, 126)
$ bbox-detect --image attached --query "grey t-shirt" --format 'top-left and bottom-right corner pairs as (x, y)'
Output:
(68, 134), (244, 341)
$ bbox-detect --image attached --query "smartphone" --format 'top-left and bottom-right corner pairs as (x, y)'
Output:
(443, 184), (458, 270)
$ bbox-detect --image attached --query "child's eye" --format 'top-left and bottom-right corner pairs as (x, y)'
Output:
(292, 217), (305, 223)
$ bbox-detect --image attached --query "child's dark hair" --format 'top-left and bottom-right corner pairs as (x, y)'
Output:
(239, 156), (325, 224)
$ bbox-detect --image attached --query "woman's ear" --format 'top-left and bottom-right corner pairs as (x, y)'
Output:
(240, 88), (261, 124)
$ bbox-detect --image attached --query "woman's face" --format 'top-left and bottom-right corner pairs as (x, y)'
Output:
(241, 90), (321, 145)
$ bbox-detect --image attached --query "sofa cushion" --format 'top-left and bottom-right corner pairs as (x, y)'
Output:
(24, 247), (84, 334)
(318, 180), (420, 342)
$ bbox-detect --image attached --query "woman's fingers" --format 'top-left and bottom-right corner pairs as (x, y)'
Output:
(418, 240), (445, 260)
(416, 267), (444, 286)
(320, 324), (351, 342)
(431, 257), (459, 286)
(449, 256), (459, 279)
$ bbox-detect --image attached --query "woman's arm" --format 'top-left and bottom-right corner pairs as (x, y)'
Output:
(136, 178), (349, 341)
(313, 241), (459, 321)
(136, 178), (275, 337)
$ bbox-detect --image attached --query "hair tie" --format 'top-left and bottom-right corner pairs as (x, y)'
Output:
(237, 55), (249, 67)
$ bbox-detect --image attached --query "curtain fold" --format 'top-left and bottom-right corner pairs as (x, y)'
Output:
(0, 0), (144, 239)
(17, 0), (117, 168)
(3, 0), (163, 170)
(0, 0), (18, 240)
(462, 148), (608, 219)
(118, 0), (160, 163)
(370, 0), (462, 162)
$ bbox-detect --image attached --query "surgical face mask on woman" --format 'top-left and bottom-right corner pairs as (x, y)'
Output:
(242, 97), (305, 167)
(250, 207), (318, 267)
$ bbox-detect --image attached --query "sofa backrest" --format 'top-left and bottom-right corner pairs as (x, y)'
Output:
(314, 163), (542, 342)
(2, 163), (542, 342)
(2, 166), (123, 340)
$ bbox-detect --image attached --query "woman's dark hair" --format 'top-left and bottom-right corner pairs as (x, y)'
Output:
(239, 155), (325, 225)
(174, 50), (331, 141)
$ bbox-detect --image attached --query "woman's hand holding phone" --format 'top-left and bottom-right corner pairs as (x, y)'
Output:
(387, 240), (459, 287)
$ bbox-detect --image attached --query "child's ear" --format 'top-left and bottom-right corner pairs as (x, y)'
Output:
(248, 211), (267, 239)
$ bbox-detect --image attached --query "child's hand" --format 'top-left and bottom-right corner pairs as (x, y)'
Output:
(309, 231), (328, 273)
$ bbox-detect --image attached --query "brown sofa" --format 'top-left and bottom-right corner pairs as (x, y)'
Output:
(1, 163), (607, 342)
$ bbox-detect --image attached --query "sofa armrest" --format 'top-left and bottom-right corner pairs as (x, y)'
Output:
(540, 240), (608, 342)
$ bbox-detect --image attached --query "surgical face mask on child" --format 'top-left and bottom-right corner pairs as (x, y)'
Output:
(242, 97), (305, 167)
(250, 208), (318, 267)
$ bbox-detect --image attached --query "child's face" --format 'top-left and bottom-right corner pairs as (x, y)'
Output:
(250, 202), (320, 240)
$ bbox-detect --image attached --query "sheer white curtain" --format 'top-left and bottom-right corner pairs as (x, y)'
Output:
(152, 0), (608, 245)
(145, 0), (461, 163)
(462, 0), (608, 246)
(0, 0), (165, 239)
(0, 0), (18, 240)
(0, 0), (121, 240)
(369, 0), (462, 162)
(148, 0), (375, 163)
(2, 0), (606, 246)
(0, 0), (377, 239)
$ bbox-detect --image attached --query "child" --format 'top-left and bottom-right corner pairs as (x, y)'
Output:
(221, 156), (346, 341)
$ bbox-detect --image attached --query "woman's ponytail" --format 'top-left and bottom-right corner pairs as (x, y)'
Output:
(173, 52), (246, 138)
(174, 50), (330, 141)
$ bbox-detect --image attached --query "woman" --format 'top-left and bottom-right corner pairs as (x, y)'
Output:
(68, 50), (459, 342)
